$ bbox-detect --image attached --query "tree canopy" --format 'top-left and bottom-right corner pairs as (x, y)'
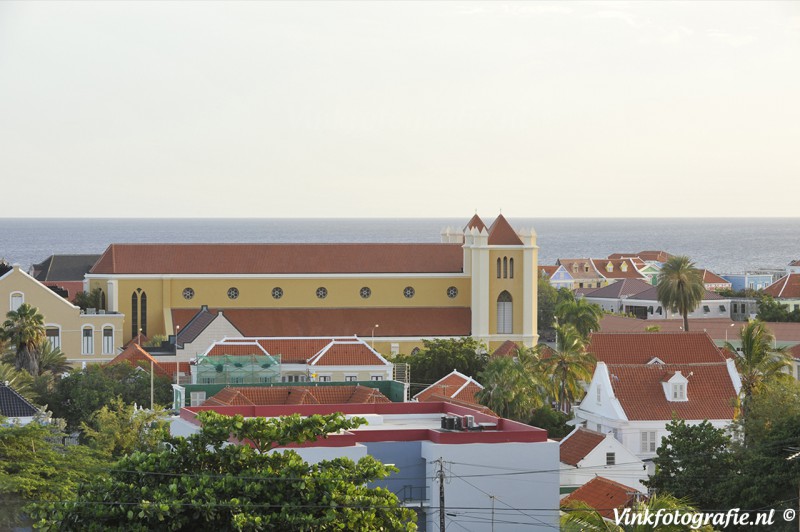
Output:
(477, 348), (543, 421)
(555, 294), (603, 340)
(31, 411), (417, 531)
(1, 303), (46, 375)
(392, 337), (488, 395)
(656, 256), (704, 332)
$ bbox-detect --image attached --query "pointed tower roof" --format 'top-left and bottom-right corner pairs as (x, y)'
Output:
(487, 214), (523, 245)
(464, 214), (487, 232)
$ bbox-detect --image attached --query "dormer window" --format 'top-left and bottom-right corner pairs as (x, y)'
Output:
(672, 383), (686, 401)
(621, 262), (628, 272)
(572, 264), (578, 273)
(584, 264), (589, 273)
(663, 371), (689, 402)
(606, 263), (613, 273)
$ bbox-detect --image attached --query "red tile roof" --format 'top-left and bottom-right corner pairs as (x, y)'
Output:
(90, 243), (464, 275)
(107, 343), (171, 378)
(203, 385), (391, 407)
(587, 332), (728, 364)
(560, 427), (605, 466)
(599, 315), (800, 342)
(206, 342), (270, 358)
(606, 362), (737, 421)
(592, 259), (646, 280)
(789, 344), (800, 360)
(173, 307), (471, 338)
(158, 361), (191, 380)
(464, 214), (487, 232)
(539, 265), (559, 277)
(309, 342), (388, 366)
(414, 370), (483, 404)
(124, 331), (150, 348)
(702, 270), (731, 286)
(637, 251), (673, 262)
(492, 340), (520, 357)
(764, 274), (800, 299)
(562, 477), (642, 519)
(487, 215), (523, 245)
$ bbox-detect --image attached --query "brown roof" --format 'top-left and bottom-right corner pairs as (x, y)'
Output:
(253, 338), (340, 364)
(557, 259), (604, 280)
(203, 385), (391, 407)
(606, 362), (737, 421)
(539, 265), (559, 277)
(702, 270), (730, 285)
(789, 344), (800, 360)
(173, 307), (471, 338)
(487, 215), (523, 245)
(309, 342), (388, 366)
(587, 332), (728, 364)
(108, 343), (170, 378)
(90, 243), (464, 275)
(562, 477), (641, 519)
(492, 340), (520, 357)
(592, 259), (646, 280)
(764, 274), (800, 299)
(414, 370), (483, 404)
(637, 250), (673, 262)
(599, 315), (800, 342)
(560, 427), (605, 466)
(158, 361), (191, 380)
(206, 342), (270, 358)
(124, 331), (150, 348)
(464, 214), (487, 232)
(583, 278), (653, 299)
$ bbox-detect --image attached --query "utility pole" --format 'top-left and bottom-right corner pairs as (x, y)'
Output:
(436, 458), (446, 532)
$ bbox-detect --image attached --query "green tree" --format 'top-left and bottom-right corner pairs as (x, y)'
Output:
(0, 417), (109, 529)
(72, 287), (105, 311)
(756, 294), (797, 322)
(645, 418), (734, 511)
(723, 320), (791, 422)
(0, 362), (35, 401)
(535, 324), (595, 413)
(538, 275), (558, 332)
(40, 362), (172, 430)
(528, 406), (573, 438)
(392, 337), (488, 395)
(477, 347), (544, 421)
(656, 256), (704, 332)
(555, 296), (603, 339)
(32, 411), (417, 531)
(0, 303), (45, 375)
(562, 494), (710, 531)
(80, 397), (170, 458)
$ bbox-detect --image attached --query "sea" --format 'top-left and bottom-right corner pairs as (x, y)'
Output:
(0, 217), (798, 275)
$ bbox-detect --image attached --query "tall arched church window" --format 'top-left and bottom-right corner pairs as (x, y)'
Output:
(497, 291), (513, 334)
(509, 258), (514, 279)
(503, 257), (508, 278)
(497, 258), (502, 279)
(140, 292), (147, 336)
(131, 291), (138, 338)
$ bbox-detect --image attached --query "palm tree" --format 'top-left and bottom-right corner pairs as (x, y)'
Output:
(0, 362), (36, 401)
(536, 324), (596, 413)
(477, 347), (544, 421)
(0, 303), (46, 376)
(555, 296), (603, 339)
(724, 320), (791, 421)
(656, 256), (704, 332)
(562, 493), (710, 531)
(35, 340), (71, 377)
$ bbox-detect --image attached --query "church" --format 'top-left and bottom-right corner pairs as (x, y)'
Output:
(84, 214), (538, 356)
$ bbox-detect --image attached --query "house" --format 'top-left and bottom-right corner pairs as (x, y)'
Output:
(591, 259), (647, 285)
(84, 214), (540, 354)
(764, 273), (800, 313)
(0, 265), (124, 364)
(574, 332), (741, 470)
(559, 427), (647, 493)
(0, 382), (39, 425)
(174, 307), (240, 358)
(701, 270), (732, 292)
(170, 400), (560, 531)
(556, 259), (606, 289)
(582, 279), (654, 315)
(561, 477), (644, 520)
(720, 272), (775, 292)
(790, 260), (800, 274)
(540, 265), (574, 290)
(200, 385), (391, 407)
(607, 251), (672, 264)
(29, 254), (100, 302)
(414, 369), (483, 406)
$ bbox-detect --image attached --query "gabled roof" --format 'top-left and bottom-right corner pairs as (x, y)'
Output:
(583, 278), (653, 299)
(210, 337), (389, 366)
(172, 307), (471, 338)
(308, 341), (389, 367)
(626, 286), (724, 301)
(557, 259), (604, 280)
(487, 215), (523, 246)
(464, 214), (487, 232)
(539, 265), (559, 277)
(206, 341), (271, 358)
(0, 383), (38, 418)
(637, 251), (673, 263)
(605, 362), (737, 421)
(764, 274), (800, 299)
(561, 477), (642, 520)
(177, 308), (225, 346)
(492, 340), (520, 357)
(591, 259), (645, 280)
(124, 331), (150, 348)
(203, 385), (391, 407)
(30, 254), (101, 281)
(108, 343), (171, 378)
(414, 370), (483, 405)
(90, 243), (464, 275)
(560, 427), (605, 466)
(599, 315), (800, 342)
(702, 270), (731, 285)
(587, 332), (728, 364)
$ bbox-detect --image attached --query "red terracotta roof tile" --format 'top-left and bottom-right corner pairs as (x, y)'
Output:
(764, 274), (800, 299)
(587, 332), (727, 364)
(206, 342), (269, 358)
(487, 215), (523, 245)
(539, 266), (558, 277)
(562, 477), (641, 519)
(492, 340), (520, 357)
(702, 270), (730, 285)
(789, 344), (800, 360)
(560, 427), (605, 466)
(90, 243), (464, 275)
(107, 343), (170, 378)
(607, 362), (737, 421)
(203, 385), (390, 406)
(414, 370), (483, 404)
(309, 342), (388, 366)
(464, 214), (487, 232)
(173, 307), (471, 338)
(599, 315), (800, 343)
(592, 259), (646, 280)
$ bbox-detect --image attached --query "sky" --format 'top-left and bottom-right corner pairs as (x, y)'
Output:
(0, 1), (798, 218)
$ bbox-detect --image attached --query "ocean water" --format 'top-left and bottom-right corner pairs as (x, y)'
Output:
(0, 217), (797, 274)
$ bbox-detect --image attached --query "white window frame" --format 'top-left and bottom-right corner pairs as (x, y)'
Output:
(640, 431), (657, 453)
(344, 375), (358, 382)
(102, 324), (114, 355)
(45, 324), (62, 350)
(370, 375), (384, 381)
(317, 375), (332, 382)
(81, 325), (94, 355)
(672, 383), (686, 401)
(10, 292), (24, 312)
(190, 391), (206, 407)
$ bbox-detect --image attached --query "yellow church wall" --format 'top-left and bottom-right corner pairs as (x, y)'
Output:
(488, 249), (525, 335)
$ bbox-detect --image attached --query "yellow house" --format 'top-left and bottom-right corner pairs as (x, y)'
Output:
(0, 265), (124, 364)
(84, 214), (538, 356)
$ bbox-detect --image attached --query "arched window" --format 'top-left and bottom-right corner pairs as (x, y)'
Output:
(509, 258), (514, 279)
(82, 326), (94, 355)
(497, 291), (513, 334)
(131, 291), (138, 338)
(503, 257), (508, 278)
(140, 292), (147, 336)
(10, 292), (23, 312)
(496, 258), (502, 279)
(102, 326), (114, 354)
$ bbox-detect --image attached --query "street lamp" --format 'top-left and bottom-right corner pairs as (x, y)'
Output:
(371, 324), (379, 349)
(175, 324), (180, 385)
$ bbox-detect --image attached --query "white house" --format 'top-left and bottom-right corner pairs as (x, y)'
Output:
(559, 427), (647, 494)
(0, 383), (39, 426)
